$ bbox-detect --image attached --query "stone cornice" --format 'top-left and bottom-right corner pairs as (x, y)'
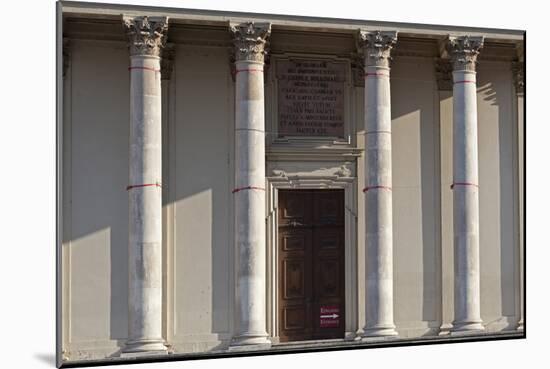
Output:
(61, 2), (523, 41)
(266, 146), (363, 161)
(445, 35), (484, 72)
(230, 22), (271, 63)
(357, 30), (398, 68)
(123, 15), (169, 57)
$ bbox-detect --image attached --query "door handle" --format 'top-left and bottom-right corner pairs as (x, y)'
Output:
(289, 220), (304, 227)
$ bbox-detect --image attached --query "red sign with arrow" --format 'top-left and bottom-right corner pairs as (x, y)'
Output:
(320, 305), (340, 328)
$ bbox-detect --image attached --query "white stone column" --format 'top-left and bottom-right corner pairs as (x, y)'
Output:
(358, 30), (398, 338)
(512, 57), (524, 331)
(446, 36), (485, 333)
(122, 16), (168, 354)
(229, 22), (272, 349)
(435, 58), (454, 335)
(160, 43), (175, 344)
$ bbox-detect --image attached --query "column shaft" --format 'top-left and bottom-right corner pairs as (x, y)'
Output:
(123, 16), (168, 354)
(230, 22), (271, 348)
(127, 54), (166, 352)
(447, 36), (484, 333)
(452, 69), (483, 331)
(358, 30), (398, 338)
(513, 60), (524, 331)
(435, 58), (454, 335)
(233, 60), (269, 345)
(517, 89), (524, 331)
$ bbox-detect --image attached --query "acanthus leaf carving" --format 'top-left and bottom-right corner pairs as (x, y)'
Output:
(357, 30), (398, 68)
(445, 35), (484, 72)
(230, 22), (271, 63)
(123, 15), (169, 57)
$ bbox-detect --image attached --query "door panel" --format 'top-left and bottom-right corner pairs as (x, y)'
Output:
(278, 189), (345, 342)
(312, 191), (344, 227)
(279, 191), (312, 227)
(278, 225), (313, 342)
(282, 258), (306, 299)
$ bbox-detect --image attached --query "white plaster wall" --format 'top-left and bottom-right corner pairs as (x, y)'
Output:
(438, 91), (454, 333)
(63, 40), (520, 360)
(64, 41), (235, 358)
(476, 61), (518, 331)
(172, 45), (234, 352)
(65, 39), (130, 359)
(389, 57), (440, 337)
(437, 60), (519, 332)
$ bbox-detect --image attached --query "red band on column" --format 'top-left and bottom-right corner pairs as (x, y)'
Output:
(365, 130), (392, 135)
(235, 128), (265, 133)
(232, 186), (265, 194)
(364, 72), (390, 78)
(454, 80), (476, 84)
(450, 182), (478, 190)
(363, 185), (392, 192)
(128, 66), (161, 72)
(235, 69), (264, 74)
(126, 182), (162, 191)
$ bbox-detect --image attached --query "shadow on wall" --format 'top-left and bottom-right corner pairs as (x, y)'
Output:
(389, 56), (440, 333)
(64, 43), (233, 353)
(64, 41), (131, 352)
(172, 45), (234, 348)
(64, 46), (518, 354)
(384, 60), (518, 333)
(477, 80), (518, 329)
(478, 83), (498, 106)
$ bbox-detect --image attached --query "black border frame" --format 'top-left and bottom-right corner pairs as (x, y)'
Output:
(55, 2), (527, 367)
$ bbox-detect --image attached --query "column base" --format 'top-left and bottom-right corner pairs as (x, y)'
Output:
(121, 339), (168, 357)
(344, 331), (362, 341)
(450, 320), (485, 335)
(516, 320), (524, 331)
(228, 333), (272, 351)
(438, 323), (453, 336)
(362, 325), (399, 341)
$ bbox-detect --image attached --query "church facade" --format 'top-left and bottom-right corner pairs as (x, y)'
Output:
(56, 1), (525, 366)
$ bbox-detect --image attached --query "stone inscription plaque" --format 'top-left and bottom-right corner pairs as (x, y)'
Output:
(277, 59), (346, 138)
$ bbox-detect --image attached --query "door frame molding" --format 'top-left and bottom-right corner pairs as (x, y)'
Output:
(266, 161), (359, 343)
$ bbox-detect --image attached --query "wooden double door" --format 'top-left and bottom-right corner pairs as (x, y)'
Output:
(278, 189), (345, 342)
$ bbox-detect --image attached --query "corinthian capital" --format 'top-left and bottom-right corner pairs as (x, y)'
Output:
(357, 30), (398, 67)
(512, 61), (524, 95)
(512, 44), (525, 95)
(445, 36), (484, 72)
(230, 22), (271, 63)
(123, 16), (169, 57)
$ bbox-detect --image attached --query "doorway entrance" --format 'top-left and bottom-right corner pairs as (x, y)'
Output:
(277, 189), (346, 342)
